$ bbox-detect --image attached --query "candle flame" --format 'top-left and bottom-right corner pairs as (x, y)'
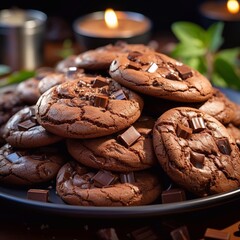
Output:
(104, 8), (118, 29)
(227, 0), (240, 14)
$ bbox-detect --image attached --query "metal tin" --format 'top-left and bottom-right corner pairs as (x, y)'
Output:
(0, 9), (47, 70)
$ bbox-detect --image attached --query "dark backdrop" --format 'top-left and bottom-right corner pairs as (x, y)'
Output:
(0, 0), (204, 35)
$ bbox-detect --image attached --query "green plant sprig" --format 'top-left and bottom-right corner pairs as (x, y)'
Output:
(0, 70), (36, 88)
(171, 21), (240, 90)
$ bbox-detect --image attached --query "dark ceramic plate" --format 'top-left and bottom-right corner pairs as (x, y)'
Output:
(0, 87), (240, 219)
(1, 185), (240, 219)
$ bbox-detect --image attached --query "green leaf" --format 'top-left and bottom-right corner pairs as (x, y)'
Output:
(57, 39), (74, 59)
(214, 58), (240, 90)
(206, 22), (224, 52)
(216, 47), (240, 65)
(171, 43), (206, 58)
(184, 57), (207, 75)
(0, 70), (36, 88)
(211, 72), (229, 88)
(171, 21), (206, 47)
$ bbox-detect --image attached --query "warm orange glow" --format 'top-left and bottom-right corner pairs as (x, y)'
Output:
(227, 0), (240, 14)
(104, 8), (118, 29)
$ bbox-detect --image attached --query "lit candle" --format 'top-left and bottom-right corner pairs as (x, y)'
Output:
(73, 9), (152, 50)
(199, 0), (240, 48)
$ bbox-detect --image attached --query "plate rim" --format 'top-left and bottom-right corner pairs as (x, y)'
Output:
(1, 186), (240, 219)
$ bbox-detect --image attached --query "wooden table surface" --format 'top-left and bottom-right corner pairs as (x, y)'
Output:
(1, 36), (240, 240)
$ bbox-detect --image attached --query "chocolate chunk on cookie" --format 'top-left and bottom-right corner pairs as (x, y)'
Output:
(0, 143), (66, 186)
(66, 116), (157, 172)
(36, 76), (144, 138)
(3, 106), (63, 148)
(109, 51), (213, 102)
(56, 161), (161, 206)
(153, 107), (240, 197)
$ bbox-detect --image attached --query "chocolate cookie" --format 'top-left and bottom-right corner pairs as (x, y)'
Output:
(56, 161), (161, 206)
(0, 88), (25, 126)
(55, 55), (79, 73)
(38, 69), (85, 94)
(143, 87), (234, 125)
(0, 143), (66, 186)
(3, 106), (63, 148)
(231, 103), (240, 127)
(16, 78), (41, 105)
(197, 88), (236, 125)
(74, 41), (154, 70)
(0, 124), (6, 147)
(226, 123), (240, 147)
(109, 51), (213, 102)
(153, 107), (240, 197)
(36, 76), (144, 138)
(66, 116), (157, 172)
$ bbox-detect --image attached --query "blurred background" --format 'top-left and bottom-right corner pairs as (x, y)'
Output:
(0, 0), (203, 41)
(0, 0), (239, 88)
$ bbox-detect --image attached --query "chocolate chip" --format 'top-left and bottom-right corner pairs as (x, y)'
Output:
(29, 106), (36, 116)
(190, 151), (205, 168)
(111, 89), (127, 100)
(129, 226), (159, 240)
(6, 152), (21, 164)
(146, 62), (158, 73)
(96, 228), (119, 240)
(66, 66), (78, 78)
(128, 62), (141, 70)
(120, 172), (135, 183)
(170, 225), (191, 240)
(94, 95), (109, 108)
(91, 77), (109, 88)
(236, 139), (240, 149)
(204, 228), (230, 240)
(18, 119), (37, 131)
(30, 116), (38, 124)
(117, 126), (141, 147)
(166, 72), (182, 81)
(190, 117), (206, 132)
(161, 188), (186, 204)
(27, 189), (49, 202)
(91, 170), (117, 188)
(176, 123), (192, 138)
(175, 65), (193, 79)
(152, 80), (159, 86)
(216, 138), (232, 155)
(127, 51), (142, 61)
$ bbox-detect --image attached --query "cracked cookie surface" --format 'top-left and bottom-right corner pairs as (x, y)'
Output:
(109, 51), (213, 102)
(143, 87), (236, 125)
(73, 41), (154, 71)
(56, 161), (161, 206)
(0, 143), (66, 186)
(66, 116), (157, 172)
(36, 76), (144, 138)
(3, 106), (63, 148)
(153, 107), (240, 197)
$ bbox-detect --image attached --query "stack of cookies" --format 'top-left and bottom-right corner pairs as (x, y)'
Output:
(1, 41), (240, 206)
